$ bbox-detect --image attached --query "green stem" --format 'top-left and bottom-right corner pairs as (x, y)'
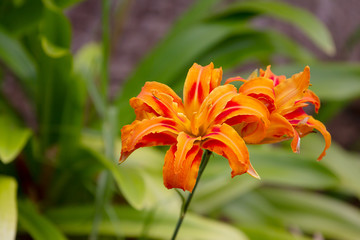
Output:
(171, 150), (212, 240)
(100, 0), (111, 101)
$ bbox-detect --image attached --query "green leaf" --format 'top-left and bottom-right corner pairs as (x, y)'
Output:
(0, 176), (17, 240)
(0, 0), (44, 36)
(273, 63), (360, 101)
(248, 145), (339, 189)
(46, 205), (248, 240)
(241, 226), (312, 240)
(40, 36), (69, 58)
(300, 134), (360, 198)
(216, 0), (335, 55)
(82, 146), (146, 210)
(260, 188), (360, 240)
(191, 154), (261, 214)
(42, 0), (85, 9)
(0, 115), (32, 164)
(0, 27), (37, 83)
(39, 8), (71, 56)
(168, 0), (222, 34)
(18, 200), (67, 240)
(196, 30), (313, 72)
(74, 42), (105, 116)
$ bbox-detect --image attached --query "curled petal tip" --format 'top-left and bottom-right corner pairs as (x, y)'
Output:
(247, 164), (261, 180)
(119, 153), (129, 164)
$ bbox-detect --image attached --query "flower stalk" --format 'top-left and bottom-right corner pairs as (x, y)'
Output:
(171, 150), (212, 240)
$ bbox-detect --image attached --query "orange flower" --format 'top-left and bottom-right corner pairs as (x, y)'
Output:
(120, 63), (270, 192)
(226, 66), (331, 160)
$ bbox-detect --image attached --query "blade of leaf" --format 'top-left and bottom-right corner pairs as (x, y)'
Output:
(18, 200), (67, 240)
(247, 145), (339, 190)
(0, 27), (37, 87)
(0, 115), (32, 164)
(299, 134), (360, 198)
(82, 145), (146, 210)
(0, 176), (17, 240)
(46, 205), (249, 240)
(241, 226), (313, 240)
(260, 188), (360, 240)
(213, 0), (335, 55)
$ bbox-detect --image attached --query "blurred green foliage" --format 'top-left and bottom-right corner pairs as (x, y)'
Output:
(0, 0), (360, 239)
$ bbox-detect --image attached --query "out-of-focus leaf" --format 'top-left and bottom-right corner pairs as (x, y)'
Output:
(260, 188), (360, 240)
(46, 205), (248, 240)
(212, 0), (335, 55)
(33, 7), (73, 151)
(223, 191), (281, 226)
(248, 145), (339, 189)
(169, 0), (222, 34)
(83, 146), (146, 210)
(40, 36), (69, 58)
(18, 200), (67, 240)
(0, 115), (32, 164)
(300, 134), (360, 198)
(191, 142), (338, 214)
(191, 154), (261, 213)
(273, 63), (360, 101)
(80, 132), (178, 209)
(0, 0), (43, 36)
(74, 42), (105, 116)
(0, 28), (37, 84)
(43, 0), (85, 10)
(196, 30), (313, 74)
(0, 176), (17, 240)
(40, 8), (71, 55)
(241, 226), (312, 240)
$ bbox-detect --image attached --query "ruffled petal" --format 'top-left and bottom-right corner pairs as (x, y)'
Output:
(183, 63), (222, 119)
(275, 66), (310, 113)
(260, 113), (295, 144)
(192, 84), (238, 136)
(120, 117), (179, 163)
(214, 94), (270, 143)
(163, 132), (202, 192)
(292, 116), (331, 161)
(259, 65), (286, 86)
(295, 89), (320, 113)
(239, 77), (276, 113)
(202, 124), (259, 179)
(130, 82), (187, 122)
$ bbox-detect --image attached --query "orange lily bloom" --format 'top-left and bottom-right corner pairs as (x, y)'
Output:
(226, 66), (331, 160)
(120, 63), (270, 192)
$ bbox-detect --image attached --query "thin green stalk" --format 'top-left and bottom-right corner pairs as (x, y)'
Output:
(89, 1), (114, 239)
(171, 150), (212, 240)
(101, 0), (111, 101)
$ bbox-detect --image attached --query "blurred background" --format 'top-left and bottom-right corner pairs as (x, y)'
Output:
(1, 0), (360, 239)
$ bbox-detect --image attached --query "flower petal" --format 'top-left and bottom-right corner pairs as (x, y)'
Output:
(296, 89), (320, 113)
(239, 77), (276, 113)
(130, 82), (187, 122)
(163, 132), (202, 192)
(292, 116), (331, 161)
(192, 84), (238, 136)
(214, 94), (270, 143)
(260, 113), (295, 144)
(120, 117), (179, 163)
(202, 124), (259, 179)
(183, 63), (222, 119)
(259, 65), (286, 86)
(275, 66), (310, 113)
